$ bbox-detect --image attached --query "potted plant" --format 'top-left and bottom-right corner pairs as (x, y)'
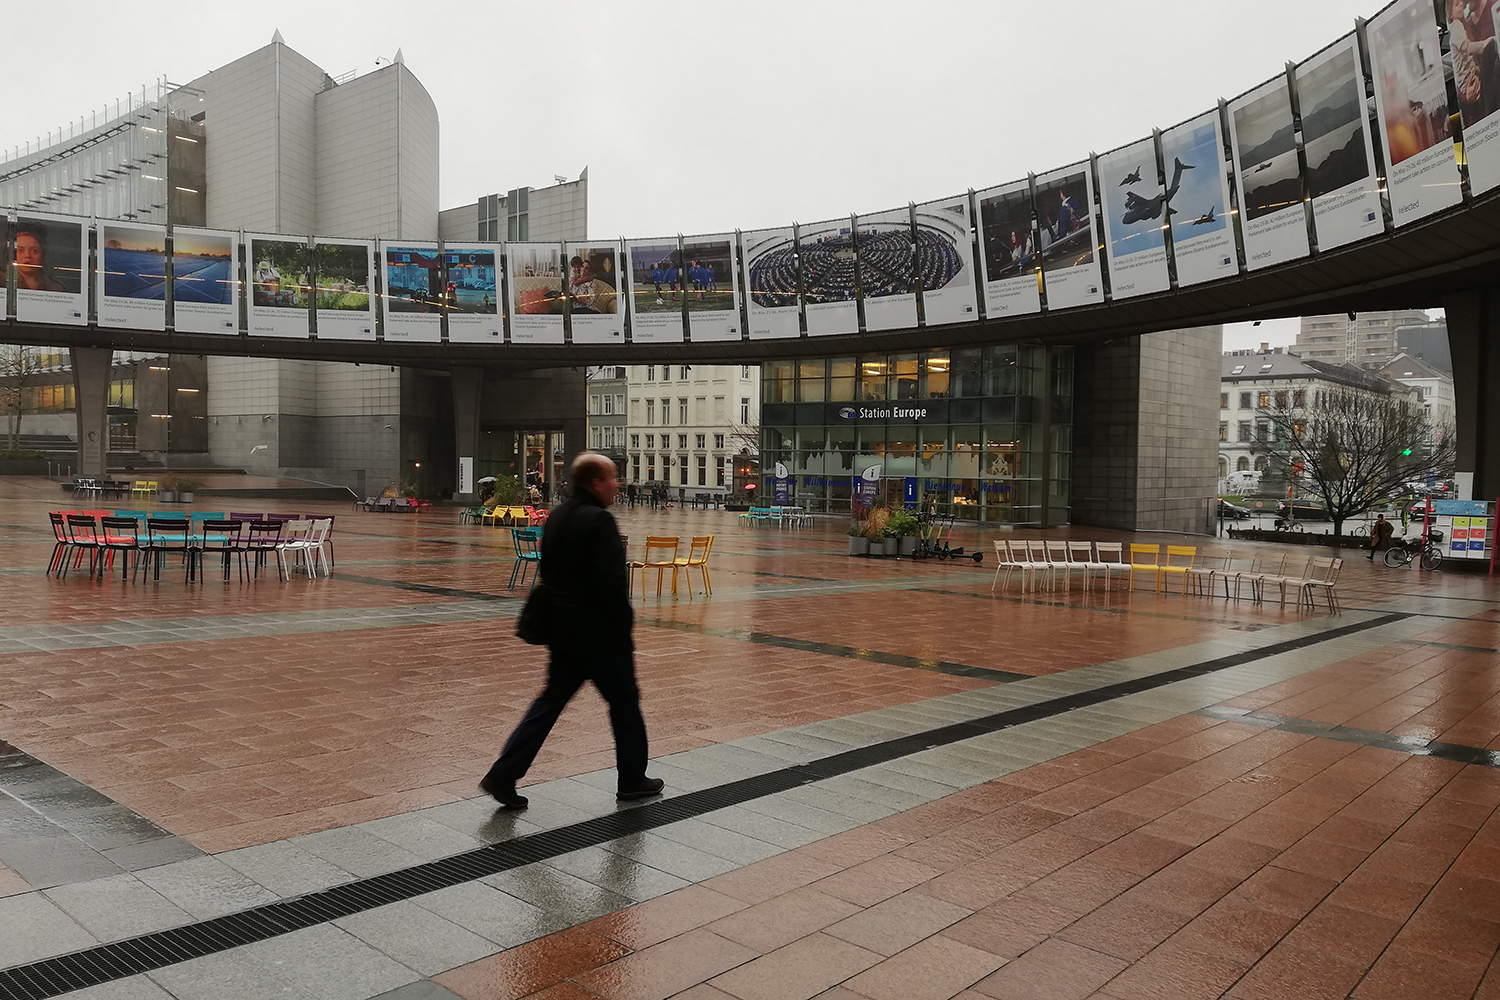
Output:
(846, 525), (870, 556)
(886, 508), (919, 556)
(866, 507), (896, 557)
(175, 477), (201, 504)
(158, 476), (178, 503)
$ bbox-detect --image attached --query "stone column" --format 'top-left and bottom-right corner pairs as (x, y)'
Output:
(69, 347), (113, 478)
(451, 366), (483, 500)
(1444, 288), (1500, 498)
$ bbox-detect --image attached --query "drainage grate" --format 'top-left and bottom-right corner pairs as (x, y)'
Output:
(0, 612), (1407, 1000)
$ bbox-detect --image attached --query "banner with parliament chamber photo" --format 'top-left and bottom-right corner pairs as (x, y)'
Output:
(97, 220), (167, 330)
(797, 218), (860, 336)
(171, 227), (238, 335)
(313, 239), (375, 341)
(913, 195), (978, 326)
(681, 233), (740, 342)
(1368, 0), (1463, 225)
(380, 242), (443, 343)
(1295, 36), (1384, 252)
(853, 208), (918, 332)
(1096, 138), (1171, 300)
(1158, 111), (1238, 287)
(741, 226), (801, 340)
(974, 178), (1041, 317)
(444, 244), (503, 344)
(507, 243), (566, 344)
(1228, 77), (1311, 270)
(248, 234), (310, 338)
(1034, 165), (1103, 310)
(12, 213), (87, 326)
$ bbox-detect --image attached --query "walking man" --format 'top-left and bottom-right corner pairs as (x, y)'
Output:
(481, 454), (663, 809)
(1369, 513), (1394, 561)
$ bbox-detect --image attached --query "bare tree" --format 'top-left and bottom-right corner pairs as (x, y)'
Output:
(0, 345), (46, 453)
(1254, 385), (1453, 535)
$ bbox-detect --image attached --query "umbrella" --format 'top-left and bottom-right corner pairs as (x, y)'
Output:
(476, 476), (498, 484)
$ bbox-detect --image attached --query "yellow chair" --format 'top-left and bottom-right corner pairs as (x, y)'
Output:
(1129, 543), (1162, 592)
(673, 535), (715, 597)
(630, 536), (680, 597)
(1159, 545), (1198, 594)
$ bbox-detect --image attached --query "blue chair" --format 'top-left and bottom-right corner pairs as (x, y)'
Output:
(509, 527), (542, 591)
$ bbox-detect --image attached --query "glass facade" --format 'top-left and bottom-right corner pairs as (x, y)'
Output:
(760, 345), (1074, 524)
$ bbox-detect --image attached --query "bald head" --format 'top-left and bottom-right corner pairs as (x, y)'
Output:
(569, 452), (619, 505)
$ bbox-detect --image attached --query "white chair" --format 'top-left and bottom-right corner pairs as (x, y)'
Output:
(1067, 541), (1102, 591)
(991, 539), (1023, 593)
(1277, 556), (1333, 607)
(1252, 554), (1306, 604)
(305, 518), (333, 576)
(1302, 558), (1344, 611)
(1023, 539), (1054, 593)
(1185, 550), (1230, 598)
(275, 520), (313, 580)
(1047, 539), (1085, 592)
(1091, 542), (1131, 592)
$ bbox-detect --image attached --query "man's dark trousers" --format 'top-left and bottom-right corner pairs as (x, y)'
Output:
(484, 650), (647, 785)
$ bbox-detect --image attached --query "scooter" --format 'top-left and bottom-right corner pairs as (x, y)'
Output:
(913, 513), (983, 562)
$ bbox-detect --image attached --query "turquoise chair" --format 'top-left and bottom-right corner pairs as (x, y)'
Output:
(508, 527), (542, 591)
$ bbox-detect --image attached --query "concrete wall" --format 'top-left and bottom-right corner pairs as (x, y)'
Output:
(438, 204), (478, 242)
(1072, 326), (1220, 533)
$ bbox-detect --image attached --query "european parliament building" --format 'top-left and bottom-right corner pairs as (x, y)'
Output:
(0, 35), (588, 497)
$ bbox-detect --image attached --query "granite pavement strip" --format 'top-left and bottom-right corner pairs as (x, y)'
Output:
(1, 493), (1498, 998)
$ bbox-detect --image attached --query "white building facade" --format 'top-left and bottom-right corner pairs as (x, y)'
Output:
(623, 364), (759, 497)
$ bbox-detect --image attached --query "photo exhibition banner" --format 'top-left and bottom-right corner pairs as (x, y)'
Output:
(379, 241), (442, 343)
(1449, 0), (1500, 194)
(913, 195), (978, 326)
(1033, 165), (1103, 310)
(1159, 111), (1238, 286)
(1295, 37), (1384, 251)
(1096, 138), (1171, 300)
(681, 233), (741, 342)
(97, 220), (167, 330)
(507, 243), (565, 344)
(625, 237), (685, 343)
(853, 208), (918, 332)
(1228, 78), (1311, 270)
(171, 227), (238, 334)
(564, 241), (623, 344)
(13, 213), (87, 326)
(1369, 0), (1463, 225)
(248, 234), (310, 338)
(313, 239), (375, 341)
(974, 179), (1042, 317)
(797, 219), (861, 336)
(444, 243), (502, 344)
(741, 227), (801, 340)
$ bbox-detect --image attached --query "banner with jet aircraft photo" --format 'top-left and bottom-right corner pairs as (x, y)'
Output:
(1294, 36), (1385, 251)
(853, 208), (918, 332)
(1158, 111), (1238, 286)
(741, 227), (801, 340)
(973, 178), (1042, 317)
(1368, 0), (1463, 224)
(1228, 77), (1311, 270)
(797, 218), (861, 337)
(1034, 164), (1104, 310)
(1096, 138), (1171, 300)
(912, 195), (978, 326)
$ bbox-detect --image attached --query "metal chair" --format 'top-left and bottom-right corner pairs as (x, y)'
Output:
(144, 517), (194, 582)
(630, 536), (680, 597)
(1159, 545), (1198, 595)
(99, 516), (144, 581)
(246, 521), (284, 578)
(1128, 544), (1162, 592)
(63, 515), (103, 579)
(672, 535), (715, 597)
(509, 526), (542, 590)
(197, 520), (250, 583)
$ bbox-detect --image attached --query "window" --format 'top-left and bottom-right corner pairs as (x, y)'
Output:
(1239, 392), (1251, 409)
(1274, 391), (1288, 408)
(716, 456), (726, 486)
(1256, 422), (1269, 442)
(589, 394), (600, 415)
(679, 456), (689, 485)
(630, 433), (639, 449)
(602, 394), (613, 415)
(646, 399), (655, 425)
(645, 434), (654, 448)
(739, 397), (750, 423)
(1238, 421), (1251, 442)
(697, 454), (707, 485)
(714, 433), (725, 449)
(1219, 422), (1228, 441)
(1237, 456), (1250, 472)
(1293, 390), (1305, 408)
(1258, 391), (1270, 408)
(695, 434), (705, 448)
(742, 365), (751, 379)
(679, 398), (688, 424)
(661, 398), (671, 425)
(615, 394), (624, 413)
(647, 454), (656, 480)
(679, 366), (689, 380)
(678, 434), (687, 449)
(1220, 392), (1229, 408)
(632, 454), (640, 479)
(591, 426), (601, 448)
(646, 365), (655, 381)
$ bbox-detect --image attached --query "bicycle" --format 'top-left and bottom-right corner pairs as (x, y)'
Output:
(1383, 529), (1444, 570)
(1272, 517), (1304, 532)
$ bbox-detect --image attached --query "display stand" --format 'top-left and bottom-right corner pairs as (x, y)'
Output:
(1424, 499), (1496, 569)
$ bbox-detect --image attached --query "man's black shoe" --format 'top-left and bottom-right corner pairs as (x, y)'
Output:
(479, 776), (529, 810)
(617, 777), (666, 800)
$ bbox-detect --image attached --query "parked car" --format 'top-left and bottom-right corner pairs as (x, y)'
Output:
(1276, 500), (1331, 520)
(1217, 499), (1252, 519)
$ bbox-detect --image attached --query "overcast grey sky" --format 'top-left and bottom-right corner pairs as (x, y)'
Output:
(2, 1), (1415, 346)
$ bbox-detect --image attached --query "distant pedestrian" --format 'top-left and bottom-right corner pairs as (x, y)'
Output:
(1369, 514), (1394, 561)
(480, 453), (663, 809)
(626, 481), (637, 508)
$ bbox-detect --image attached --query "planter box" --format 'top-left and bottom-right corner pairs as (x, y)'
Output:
(178, 492), (195, 503)
(0, 459), (50, 476)
(847, 536), (871, 556)
(1227, 528), (1368, 550)
(159, 491), (178, 503)
(872, 537), (898, 557)
(895, 535), (917, 556)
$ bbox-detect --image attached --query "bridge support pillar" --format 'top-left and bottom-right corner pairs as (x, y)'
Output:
(451, 366), (483, 501)
(1444, 288), (1500, 500)
(69, 347), (112, 479)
